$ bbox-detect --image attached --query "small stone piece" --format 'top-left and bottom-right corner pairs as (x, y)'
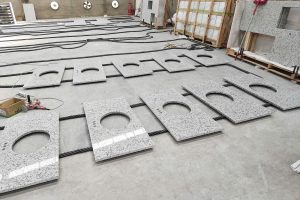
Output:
(184, 50), (230, 66)
(0, 111), (59, 193)
(113, 58), (153, 78)
(140, 89), (222, 141)
(83, 97), (153, 162)
(73, 62), (106, 85)
(23, 63), (65, 89)
(154, 53), (196, 72)
(224, 74), (300, 110)
(183, 81), (273, 123)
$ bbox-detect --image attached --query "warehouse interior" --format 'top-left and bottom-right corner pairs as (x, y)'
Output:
(0, 0), (299, 199)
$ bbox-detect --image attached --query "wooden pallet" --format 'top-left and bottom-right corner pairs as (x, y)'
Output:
(174, 0), (235, 48)
(227, 48), (300, 83)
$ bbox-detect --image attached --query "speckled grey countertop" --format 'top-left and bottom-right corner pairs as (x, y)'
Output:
(23, 63), (65, 89)
(184, 49), (231, 66)
(0, 111), (59, 193)
(224, 74), (300, 110)
(154, 52), (196, 72)
(73, 62), (106, 85)
(112, 57), (153, 77)
(183, 81), (273, 123)
(140, 89), (223, 141)
(83, 97), (153, 162)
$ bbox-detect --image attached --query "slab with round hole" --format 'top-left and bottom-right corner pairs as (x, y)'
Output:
(0, 111), (59, 193)
(154, 53), (196, 72)
(83, 97), (153, 162)
(184, 49), (230, 66)
(183, 81), (273, 123)
(140, 89), (222, 141)
(73, 63), (106, 85)
(23, 63), (65, 89)
(112, 58), (153, 78)
(224, 74), (300, 110)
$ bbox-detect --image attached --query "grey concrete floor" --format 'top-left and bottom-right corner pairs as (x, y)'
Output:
(0, 17), (299, 199)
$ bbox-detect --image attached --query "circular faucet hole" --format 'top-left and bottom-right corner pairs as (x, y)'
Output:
(249, 84), (277, 93)
(81, 68), (100, 73)
(12, 131), (50, 154)
(165, 59), (181, 63)
(39, 71), (59, 77)
(100, 112), (130, 130)
(206, 92), (234, 103)
(163, 102), (191, 115)
(123, 63), (140, 68)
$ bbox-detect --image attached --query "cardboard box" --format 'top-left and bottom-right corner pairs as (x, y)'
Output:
(0, 98), (25, 118)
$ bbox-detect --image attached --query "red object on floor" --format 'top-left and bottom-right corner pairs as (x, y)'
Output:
(128, 2), (134, 15)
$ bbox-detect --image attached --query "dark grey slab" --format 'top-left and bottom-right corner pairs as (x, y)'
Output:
(224, 74), (300, 110)
(140, 89), (223, 141)
(183, 81), (273, 123)
(184, 50), (230, 66)
(0, 112), (59, 193)
(112, 58), (153, 78)
(154, 53), (196, 72)
(73, 62), (106, 85)
(83, 97), (153, 162)
(23, 63), (65, 89)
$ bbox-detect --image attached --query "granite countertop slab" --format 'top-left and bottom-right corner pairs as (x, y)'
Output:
(183, 81), (273, 123)
(0, 111), (60, 193)
(140, 88), (223, 141)
(83, 97), (153, 162)
(224, 74), (300, 110)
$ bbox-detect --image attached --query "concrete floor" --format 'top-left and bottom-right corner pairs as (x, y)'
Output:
(0, 17), (300, 199)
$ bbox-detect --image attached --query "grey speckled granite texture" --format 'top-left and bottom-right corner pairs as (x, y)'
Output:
(224, 74), (300, 110)
(183, 81), (273, 123)
(154, 53), (196, 72)
(23, 63), (65, 89)
(269, 30), (300, 67)
(73, 62), (106, 85)
(83, 98), (153, 162)
(112, 58), (153, 78)
(184, 50), (230, 66)
(140, 89), (223, 141)
(240, 1), (300, 67)
(0, 111), (59, 194)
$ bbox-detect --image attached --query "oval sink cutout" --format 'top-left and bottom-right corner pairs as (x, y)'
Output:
(197, 55), (212, 58)
(39, 70), (59, 77)
(13, 131), (50, 154)
(123, 63), (140, 68)
(163, 102), (191, 115)
(100, 113), (130, 130)
(165, 59), (181, 63)
(81, 68), (99, 73)
(206, 92), (234, 103)
(249, 84), (277, 93)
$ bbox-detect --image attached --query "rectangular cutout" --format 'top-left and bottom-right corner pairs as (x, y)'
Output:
(278, 7), (300, 31)
(150, 13), (155, 23)
(148, 0), (153, 9)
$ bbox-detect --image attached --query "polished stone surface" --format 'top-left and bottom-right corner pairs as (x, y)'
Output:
(224, 74), (300, 110)
(73, 62), (106, 85)
(0, 111), (59, 193)
(112, 58), (153, 78)
(184, 49), (230, 66)
(23, 63), (65, 89)
(140, 89), (223, 141)
(154, 53), (196, 72)
(183, 81), (273, 123)
(83, 97), (153, 162)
